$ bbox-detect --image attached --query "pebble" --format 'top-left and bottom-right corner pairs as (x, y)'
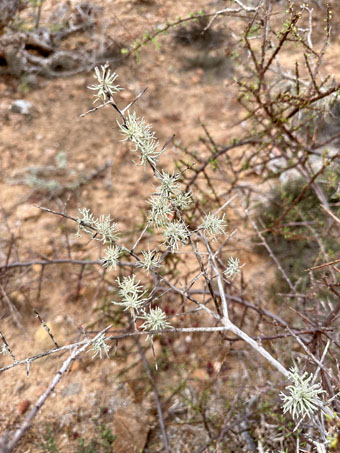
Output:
(18, 400), (31, 415)
(9, 100), (32, 115)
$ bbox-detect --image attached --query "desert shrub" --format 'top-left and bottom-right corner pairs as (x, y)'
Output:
(0, 1), (339, 452)
(254, 176), (340, 295)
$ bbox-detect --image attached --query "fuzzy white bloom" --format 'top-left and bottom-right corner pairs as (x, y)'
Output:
(118, 112), (161, 167)
(156, 170), (181, 198)
(94, 214), (119, 244)
(163, 220), (189, 251)
(154, 171), (193, 211)
(118, 111), (155, 143)
(138, 138), (161, 168)
(172, 190), (193, 210)
(140, 307), (173, 337)
(91, 333), (110, 359)
(148, 195), (173, 227)
(200, 213), (227, 241)
(101, 245), (121, 271)
(224, 257), (245, 280)
(112, 275), (147, 318)
(280, 366), (327, 420)
(76, 207), (96, 237)
(88, 64), (122, 103)
(137, 248), (162, 274)
(76, 209), (119, 244)
(1, 343), (9, 356)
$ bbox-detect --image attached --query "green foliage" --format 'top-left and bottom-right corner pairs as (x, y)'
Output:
(77, 439), (97, 453)
(18, 74), (32, 94)
(77, 423), (116, 453)
(98, 423), (117, 447)
(40, 425), (58, 453)
(39, 420), (116, 453)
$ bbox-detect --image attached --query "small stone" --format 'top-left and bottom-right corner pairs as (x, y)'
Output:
(18, 400), (31, 415)
(10, 100), (32, 115)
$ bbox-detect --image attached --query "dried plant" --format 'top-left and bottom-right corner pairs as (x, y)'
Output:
(1, 2), (339, 452)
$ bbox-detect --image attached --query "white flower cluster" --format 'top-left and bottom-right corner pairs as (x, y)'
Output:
(76, 207), (96, 236)
(147, 195), (174, 228)
(156, 170), (181, 198)
(112, 276), (172, 337)
(280, 366), (327, 420)
(101, 245), (121, 271)
(118, 111), (161, 167)
(157, 170), (193, 209)
(1, 343), (9, 356)
(95, 214), (119, 244)
(224, 257), (245, 280)
(147, 170), (193, 251)
(137, 248), (162, 274)
(162, 220), (189, 251)
(112, 275), (147, 318)
(81, 66), (240, 355)
(76, 207), (122, 289)
(76, 208), (119, 244)
(91, 333), (111, 359)
(140, 307), (173, 339)
(88, 64), (123, 104)
(200, 213), (227, 241)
